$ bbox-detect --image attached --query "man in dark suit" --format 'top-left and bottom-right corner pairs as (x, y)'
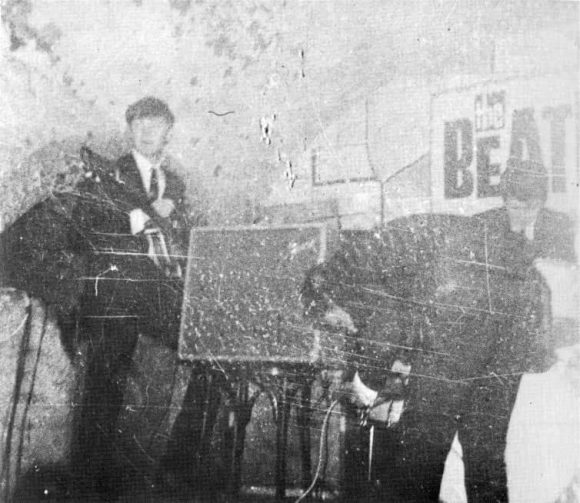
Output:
(303, 160), (572, 501)
(72, 97), (197, 498)
(302, 214), (552, 502)
(74, 97), (194, 344)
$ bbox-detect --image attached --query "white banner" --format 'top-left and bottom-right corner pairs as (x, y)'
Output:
(430, 75), (578, 216)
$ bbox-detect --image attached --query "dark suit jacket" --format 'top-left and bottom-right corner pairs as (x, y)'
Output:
(69, 150), (197, 342)
(72, 151), (195, 253)
(474, 206), (576, 264)
(114, 153), (190, 248)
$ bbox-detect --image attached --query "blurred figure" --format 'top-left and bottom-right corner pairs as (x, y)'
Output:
(302, 210), (556, 502)
(475, 157), (576, 264)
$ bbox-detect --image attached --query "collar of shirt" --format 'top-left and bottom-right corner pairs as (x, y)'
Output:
(524, 222), (535, 241)
(511, 221), (536, 241)
(131, 149), (166, 199)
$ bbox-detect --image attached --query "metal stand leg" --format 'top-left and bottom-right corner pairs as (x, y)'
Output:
(194, 372), (213, 477)
(223, 381), (254, 498)
(192, 370), (223, 498)
(276, 377), (295, 501)
(297, 383), (313, 494)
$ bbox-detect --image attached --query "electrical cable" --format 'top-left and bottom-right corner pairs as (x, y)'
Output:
(294, 398), (340, 503)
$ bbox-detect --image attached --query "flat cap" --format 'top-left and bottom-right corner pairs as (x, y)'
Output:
(125, 96), (175, 125)
(500, 157), (548, 202)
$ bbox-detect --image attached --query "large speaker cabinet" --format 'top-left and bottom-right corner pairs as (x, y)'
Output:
(178, 224), (337, 364)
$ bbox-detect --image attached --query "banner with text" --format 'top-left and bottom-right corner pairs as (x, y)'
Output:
(430, 75), (578, 216)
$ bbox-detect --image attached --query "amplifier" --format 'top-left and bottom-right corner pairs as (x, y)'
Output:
(178, 224), (337, 363)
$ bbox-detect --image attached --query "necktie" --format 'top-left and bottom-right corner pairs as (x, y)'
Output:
(149, 167), (158, 201)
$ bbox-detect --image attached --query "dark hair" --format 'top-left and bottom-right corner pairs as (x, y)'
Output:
(500, 158), (548, 202)
(125, 96), (175, 126)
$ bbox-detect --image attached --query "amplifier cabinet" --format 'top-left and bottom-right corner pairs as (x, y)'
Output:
(178, 224), (337, 363)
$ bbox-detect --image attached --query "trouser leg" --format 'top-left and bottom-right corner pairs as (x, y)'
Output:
(72, 318), (138, 496)
(161, 369), (223, 491)
(376, 408), (457, 502)
(460, 377), (521, 503)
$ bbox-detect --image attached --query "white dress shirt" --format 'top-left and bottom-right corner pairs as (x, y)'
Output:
(131, 149), (166, 200)
(129, 150), (168, 234)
